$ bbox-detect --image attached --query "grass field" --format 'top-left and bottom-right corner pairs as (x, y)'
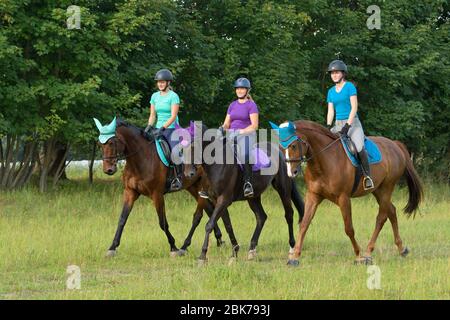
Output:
(0, 165), (449, 300)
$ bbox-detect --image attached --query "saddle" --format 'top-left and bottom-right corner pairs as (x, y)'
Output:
(227, 137), (271, 172)
(150, 132), (183, 193)
(341, 135), (382, 194)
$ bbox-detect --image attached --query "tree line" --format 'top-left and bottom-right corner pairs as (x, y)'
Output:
(0, 0), (448, 192)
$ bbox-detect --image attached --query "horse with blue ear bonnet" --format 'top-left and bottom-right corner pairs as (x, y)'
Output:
(269, 119), (423, 267)
(93, 116), (238, 258)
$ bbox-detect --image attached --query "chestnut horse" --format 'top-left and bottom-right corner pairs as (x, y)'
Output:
(99, 119), (238, 257)
(272, 120), (423, 266)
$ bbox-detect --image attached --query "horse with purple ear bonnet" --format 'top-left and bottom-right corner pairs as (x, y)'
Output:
(176, 121), (304, 265)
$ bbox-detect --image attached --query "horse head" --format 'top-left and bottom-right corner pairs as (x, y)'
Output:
(93, 116), (125, 175)
(270, 121), (308, 178)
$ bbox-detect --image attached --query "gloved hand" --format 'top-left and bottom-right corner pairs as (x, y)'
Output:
(339, 123), (351, 136)
(153, 127), (165, 137)
(144, 124), (154, 133)
(217, 126), (225, 137)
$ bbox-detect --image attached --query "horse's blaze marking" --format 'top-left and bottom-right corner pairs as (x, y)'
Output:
(285, 149), (292, 177)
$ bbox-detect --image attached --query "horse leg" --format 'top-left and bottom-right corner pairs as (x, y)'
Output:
(220, 208), (240, 262)
(289, 191), (322, 266)
(204, 197), (239, 257)
(273, 183), (296, 258)
(183, 186), (224, 248)
(387, 202), (408, 257)
(198, 195), (231, 264)
(205, 199), (225, 247)
(106, 188), (139, 257)
(364, 189), (390, 258)
(247, 196), (268, 260)
(179, 202), (204, 254)
(152, 192), (179, 255)
(337, 195), (365, 264)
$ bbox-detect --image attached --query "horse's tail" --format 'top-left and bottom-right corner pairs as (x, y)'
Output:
(395, 141), (424, 216)
(291, 179), (305, 223)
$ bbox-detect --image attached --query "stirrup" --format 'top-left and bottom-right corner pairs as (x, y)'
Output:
(198, 191), (209, 199)
(363, 176), (374, 190)
(243, 182), (254, 197)
(170, 178), (182, 191)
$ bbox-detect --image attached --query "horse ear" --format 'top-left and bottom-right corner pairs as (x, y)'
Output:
(93, 118), (103, 132)
(269, 121), (279, 130)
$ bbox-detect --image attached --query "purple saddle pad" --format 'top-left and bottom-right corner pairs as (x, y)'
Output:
(237, 148), (271, 172)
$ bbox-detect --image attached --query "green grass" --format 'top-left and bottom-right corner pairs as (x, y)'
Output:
(0, 165), (449, 299)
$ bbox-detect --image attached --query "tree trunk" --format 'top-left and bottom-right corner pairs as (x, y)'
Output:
(48, 141), (69, 180)
(39, 138), (56, 193)
(89, 141), (97, 184)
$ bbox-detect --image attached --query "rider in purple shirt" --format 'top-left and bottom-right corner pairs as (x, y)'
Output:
(223, 78), (259, 197)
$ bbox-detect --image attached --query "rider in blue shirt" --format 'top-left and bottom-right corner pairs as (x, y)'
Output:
(326, 60), (374, 190)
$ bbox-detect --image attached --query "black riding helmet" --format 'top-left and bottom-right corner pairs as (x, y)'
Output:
(327, 60), (348, 73)
(154, 69), (174, 81)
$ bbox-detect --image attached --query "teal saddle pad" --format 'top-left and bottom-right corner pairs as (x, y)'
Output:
(341, 137), (382, 167)
(156, 138), (171, 167)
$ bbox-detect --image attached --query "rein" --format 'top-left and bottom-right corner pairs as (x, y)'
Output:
(101, 134), (154, 161)
(285, 135), (341, 164)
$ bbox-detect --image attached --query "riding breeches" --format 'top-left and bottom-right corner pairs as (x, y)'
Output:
(234, 132), (257, 165)
(331, 118), (365, 152)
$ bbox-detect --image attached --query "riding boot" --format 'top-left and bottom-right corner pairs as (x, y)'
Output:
(358, 149), (374, 190)
(170, 164), (182, 191)
(243, 163), (254, 197)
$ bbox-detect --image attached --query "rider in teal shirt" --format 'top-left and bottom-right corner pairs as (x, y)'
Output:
(145, 69), (182, 191)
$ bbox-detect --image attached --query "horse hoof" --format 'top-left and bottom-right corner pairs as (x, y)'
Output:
(287, 259), (300, 267)
(247, 249), (257, 260)
(354, 256), (373, 265)
(228, 257), (236, 266)
(198, 259), (207, 267)
(105, 250), (116, 258)
(177, 249), (187, 257)
(401, 246), (410, 257)
(169, 251), (179, 258)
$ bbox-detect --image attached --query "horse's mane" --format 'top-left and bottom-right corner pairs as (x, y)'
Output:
(295, 120), (338, 140)
(116, 118), (145, 136)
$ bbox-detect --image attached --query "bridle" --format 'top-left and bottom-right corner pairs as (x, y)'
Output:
(101, 135), (148, 162)
(284, 135), (341, 164)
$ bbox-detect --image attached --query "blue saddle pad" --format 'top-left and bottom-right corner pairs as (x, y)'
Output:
(156, 138), (171, 167)
(341, 137), (382, 167)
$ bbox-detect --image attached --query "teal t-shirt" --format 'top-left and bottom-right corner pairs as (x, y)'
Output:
(326, 81), (358, 120)
(150, 90), (180, 128)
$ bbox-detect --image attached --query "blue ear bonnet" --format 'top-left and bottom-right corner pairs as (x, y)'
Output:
(269, 121), (300, 149)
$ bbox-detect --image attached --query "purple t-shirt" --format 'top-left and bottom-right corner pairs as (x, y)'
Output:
(227, 100), (259, 130)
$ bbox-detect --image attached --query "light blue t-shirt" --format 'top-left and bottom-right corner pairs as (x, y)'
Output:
(326, 82), (358, 120)
(150, 90), (180, 128)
